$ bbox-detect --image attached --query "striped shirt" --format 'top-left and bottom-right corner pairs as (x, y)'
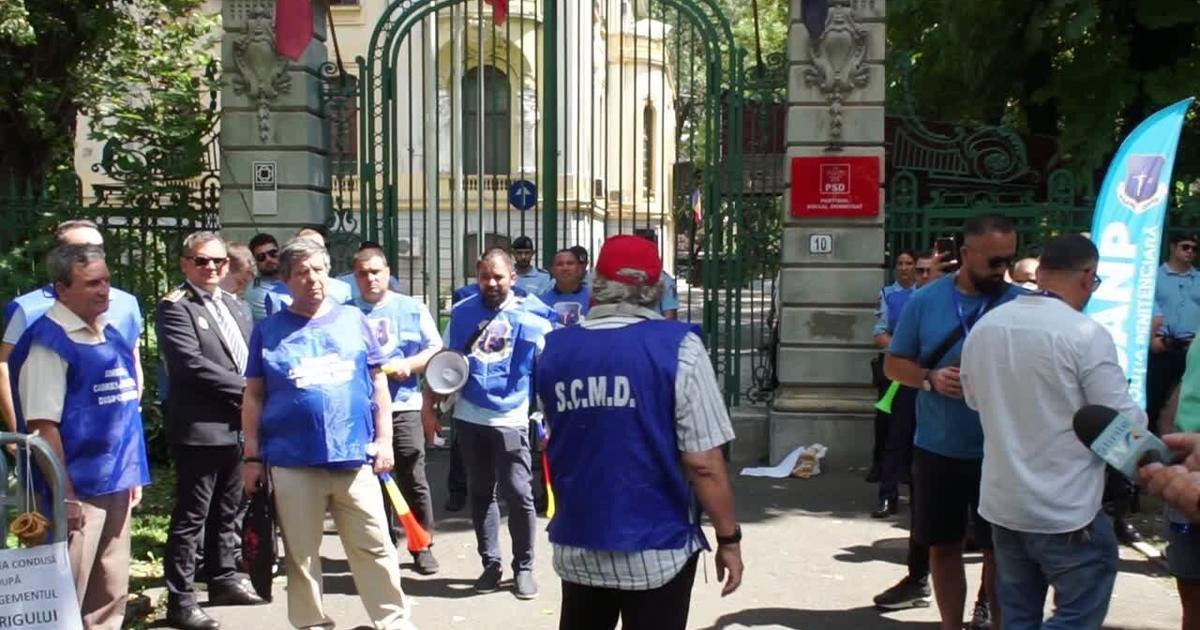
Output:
(548, 303), (735, 590)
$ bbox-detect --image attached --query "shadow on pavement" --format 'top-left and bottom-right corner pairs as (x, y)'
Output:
(699, 605), (928, 629)
(399, 576), (487, 599)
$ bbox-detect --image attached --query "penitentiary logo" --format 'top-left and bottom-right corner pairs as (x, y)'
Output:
(1116, 154), (1168, 215)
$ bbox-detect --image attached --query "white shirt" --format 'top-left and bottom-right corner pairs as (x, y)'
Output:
(19, 302), (109, 424)
(961, 294), (1147, 534)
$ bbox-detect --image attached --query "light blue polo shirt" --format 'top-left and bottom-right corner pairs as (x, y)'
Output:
(1153, 263), (1200, 338)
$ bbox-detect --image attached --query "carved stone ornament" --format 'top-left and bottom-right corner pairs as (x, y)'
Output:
(802, 0), (870, 144)
(230, 7), (292, 143)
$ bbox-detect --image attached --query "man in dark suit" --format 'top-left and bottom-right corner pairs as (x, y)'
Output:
(158, 231), (264, 630)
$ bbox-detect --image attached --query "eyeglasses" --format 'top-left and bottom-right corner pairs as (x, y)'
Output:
(188, 256), (228, 268)
(254, 249), (279, 262)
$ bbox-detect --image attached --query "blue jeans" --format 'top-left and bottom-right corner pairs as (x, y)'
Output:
(992, 513), (1118, 629)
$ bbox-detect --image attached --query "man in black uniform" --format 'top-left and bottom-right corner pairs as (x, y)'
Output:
(158, 231), (264, 630)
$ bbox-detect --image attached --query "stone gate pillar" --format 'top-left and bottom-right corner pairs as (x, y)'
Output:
(771, 0), (886, 466)
(219, 1), (332, 245)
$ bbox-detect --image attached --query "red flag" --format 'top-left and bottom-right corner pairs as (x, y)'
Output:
(275, 0), (313, 61)
(483, 0), (508, 24)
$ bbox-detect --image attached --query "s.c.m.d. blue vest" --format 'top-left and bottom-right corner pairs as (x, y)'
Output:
(255, 305), (376, 468)
(4, 285), (143, 348)
(885, 287), (914, 332)
(536, 319), (703, 552)
(355, 292), (425, 404)
(9, 316), (150, 499)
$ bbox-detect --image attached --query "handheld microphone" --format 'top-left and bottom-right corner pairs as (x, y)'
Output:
(1072, 405), (1171, 480)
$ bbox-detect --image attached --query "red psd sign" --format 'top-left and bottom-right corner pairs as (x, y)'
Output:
(789, 156), (881, 218)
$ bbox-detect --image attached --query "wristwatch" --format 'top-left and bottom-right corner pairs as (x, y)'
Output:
(922, 370), (934, 392)
(716, 524), (742, 546)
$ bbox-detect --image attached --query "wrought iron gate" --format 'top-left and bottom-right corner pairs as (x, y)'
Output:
(326, 0), (785, 405)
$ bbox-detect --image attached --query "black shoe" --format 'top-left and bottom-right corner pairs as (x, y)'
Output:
(473, 567), (502, 593)
(166, 605), (221, 630)
(445, 493), (467, 513)
(514, 570), (538, 600)
(208, 579), (266, 607)
(865, 464), (881, 483)
(871, 498), (898, 519)
(412, 549), (440, 575)
(1115, 519), (1144, 545)
(873, 575), (931, 611)
(967, 599), (991, 629)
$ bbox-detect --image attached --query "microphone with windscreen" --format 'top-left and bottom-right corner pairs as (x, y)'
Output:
(1073, 404), (1172, 480)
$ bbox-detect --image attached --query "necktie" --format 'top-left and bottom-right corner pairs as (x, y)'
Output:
(207, 294), (248, 375)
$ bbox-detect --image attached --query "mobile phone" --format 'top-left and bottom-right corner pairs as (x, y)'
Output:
(934, 236), (960, 271)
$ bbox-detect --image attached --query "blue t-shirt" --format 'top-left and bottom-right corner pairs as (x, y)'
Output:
(888, 275), (1023, 459)
(515, 267), (552, 296)
(539, 285), (591, 327)
(445, 294), (553, 427)
(246, 303), (386, 468)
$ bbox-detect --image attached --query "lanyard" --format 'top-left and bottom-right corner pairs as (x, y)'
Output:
(950, 285), (988, 337)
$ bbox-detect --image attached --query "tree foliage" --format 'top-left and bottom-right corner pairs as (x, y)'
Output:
(0, 0), (217, 187)
(886, 0), (1200, 185)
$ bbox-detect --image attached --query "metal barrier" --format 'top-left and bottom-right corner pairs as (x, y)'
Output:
(0, 432), (69, 546)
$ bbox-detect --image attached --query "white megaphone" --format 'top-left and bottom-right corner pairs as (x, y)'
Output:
(425, 349), (470, 395)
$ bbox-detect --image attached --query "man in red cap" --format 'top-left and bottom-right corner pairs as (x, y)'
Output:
(535, 234), (744, 630)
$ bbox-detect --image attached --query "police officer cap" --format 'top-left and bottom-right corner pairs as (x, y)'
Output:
(596, 235), (662, 286)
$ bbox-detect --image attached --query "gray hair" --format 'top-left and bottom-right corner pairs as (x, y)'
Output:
(226, 243), (254, 273)
(279, 238), (330, 280)
(48, 244), (106, 287)
(591, 271), (663, 309)
(54, 219), (101, 245)
(182, 230), (225, 257)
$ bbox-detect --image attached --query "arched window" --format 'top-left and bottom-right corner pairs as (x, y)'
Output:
(463, 65), (512, 176)
(643, 102), (656, 196)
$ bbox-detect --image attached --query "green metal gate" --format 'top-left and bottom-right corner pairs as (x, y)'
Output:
(326, 0), (784, 405)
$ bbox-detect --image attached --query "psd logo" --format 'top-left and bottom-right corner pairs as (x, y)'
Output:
(1116, 154), (1168, 215)
(820, 163), (851, 195)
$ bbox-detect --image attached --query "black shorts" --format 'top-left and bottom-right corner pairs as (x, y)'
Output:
(912, 447), (993, 549)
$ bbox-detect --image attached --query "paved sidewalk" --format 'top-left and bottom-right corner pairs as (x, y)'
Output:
(146, 452), (1183, 629)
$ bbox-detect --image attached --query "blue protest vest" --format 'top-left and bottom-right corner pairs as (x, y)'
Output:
(536, 320), (704, 551)
(354, 292), (425, 404)
(538, 286), (591, 327)
(885, 287), (914, 331)
(4, 285), (143, 347)
(9, 316), (150, 499)
(254, 305), (377, 468)
(446, 295), (552, 414)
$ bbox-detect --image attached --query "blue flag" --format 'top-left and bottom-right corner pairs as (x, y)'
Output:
(1085, 97), (1194, 409)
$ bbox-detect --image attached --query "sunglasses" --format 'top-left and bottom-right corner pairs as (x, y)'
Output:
(254, 249), (280, 262)
(1180, 244), (1196, 252)
(188, 256), (228, 268)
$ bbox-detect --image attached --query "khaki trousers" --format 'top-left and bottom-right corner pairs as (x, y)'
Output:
(68, 489), (132, 630)
(271, 465), (415, 630)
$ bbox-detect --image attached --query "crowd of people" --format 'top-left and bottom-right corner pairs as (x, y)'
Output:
(0, 220), (738, 630)
(866, 215), (1200, 629)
